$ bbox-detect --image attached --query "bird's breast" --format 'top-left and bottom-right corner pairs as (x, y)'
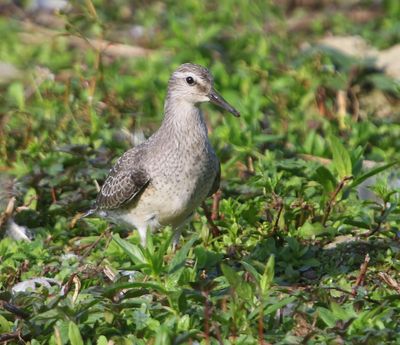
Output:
(148, 143), (218, 225)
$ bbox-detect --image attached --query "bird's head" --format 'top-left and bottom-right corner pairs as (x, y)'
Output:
(167, 63), (240, 117)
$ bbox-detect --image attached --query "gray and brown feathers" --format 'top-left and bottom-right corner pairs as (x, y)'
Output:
(94, 148), (150, 210)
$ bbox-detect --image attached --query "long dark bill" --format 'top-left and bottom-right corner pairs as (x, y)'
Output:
(209, 88), (240, 117)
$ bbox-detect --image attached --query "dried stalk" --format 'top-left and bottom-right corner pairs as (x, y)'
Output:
(202, 202), (220, 237)
(211, 190), (222, 221)
(352, 254), (370, 296)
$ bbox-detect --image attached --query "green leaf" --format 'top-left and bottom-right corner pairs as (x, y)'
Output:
(221, 263), (241, 289)
(23, 187), (37, 210)
(112, 234), (147, 266)
(167, 235), (198, 285)
(317, 307), (336, 327)
(236, 280), (254, 301)
(348, 306), (386, 334)
(97, 336), (108, 345)
(54, 320), (69, 344)
(68, 321), (83, 345)
(149, 232), (171, 276)
(0, 314), (11, 333)
(145, 229), (154, 256)
(264, 296), (297, 315)
(8, 82), (25, 110)
(241, 261), (261, 283)
(298, 222), (326, 239)
(174, 330), (199, 345)
(193, 247), (223, 269)
(221, 263), (254, 300)
(349, 161), (397, 189)
(169, 235), (198, 272)
(154, 324), (171, 345)
(313, 166), (337, 192)
(328, 135), (352, 179)
(260, 255), (275, 294)
(330, 302), (354, 321)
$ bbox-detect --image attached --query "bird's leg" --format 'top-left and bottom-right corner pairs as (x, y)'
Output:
(172, 229), (182, 252)
(171, 213), (194, 251)
(138, 227), (147, 247)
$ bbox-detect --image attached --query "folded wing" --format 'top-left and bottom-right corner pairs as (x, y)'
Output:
(95, 149), (150, 210)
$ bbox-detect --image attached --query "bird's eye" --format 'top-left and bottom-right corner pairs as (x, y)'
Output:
(186, 76), (195, 85)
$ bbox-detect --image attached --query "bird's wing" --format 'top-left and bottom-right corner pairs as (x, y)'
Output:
(208, 161), (221, 197)
(95, 149), (150, 210)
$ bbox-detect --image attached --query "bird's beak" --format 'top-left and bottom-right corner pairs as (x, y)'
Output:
(209, 88), (240, 117)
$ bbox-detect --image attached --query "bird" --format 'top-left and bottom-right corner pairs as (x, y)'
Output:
(84, 63), (240, 247)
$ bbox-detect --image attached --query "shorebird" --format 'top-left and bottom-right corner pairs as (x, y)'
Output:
(85, 63), (239, 247)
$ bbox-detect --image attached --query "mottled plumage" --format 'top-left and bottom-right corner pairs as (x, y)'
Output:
(95, 151), (150, 209)
(86, 63), (239, 246)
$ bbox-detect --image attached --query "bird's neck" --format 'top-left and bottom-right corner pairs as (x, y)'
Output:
(160, 97), (209, 143)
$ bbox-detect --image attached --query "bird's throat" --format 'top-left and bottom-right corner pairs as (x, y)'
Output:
(161, 98), (209, 144)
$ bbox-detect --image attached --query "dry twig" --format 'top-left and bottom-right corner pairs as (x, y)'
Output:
(0, 197), (15, 233)
(0, 330), (24, 343)
(378, 272), (400, 294)
(211, 190), (222, 221)
(336, 90), (347, 130)
(352, 253), (370, 297)
(81, 228), (112, 259)
(202, 202), (220, 237)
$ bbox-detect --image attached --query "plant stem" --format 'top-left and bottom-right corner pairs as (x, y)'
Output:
(322, 176), (352, 226)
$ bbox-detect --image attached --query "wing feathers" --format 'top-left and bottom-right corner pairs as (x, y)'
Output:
(95, 149), (150, 210)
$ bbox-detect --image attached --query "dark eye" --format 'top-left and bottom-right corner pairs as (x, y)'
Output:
(186, 76), (195, 85)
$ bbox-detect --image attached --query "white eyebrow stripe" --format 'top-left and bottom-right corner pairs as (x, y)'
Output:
(173, 72), (191, 78)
